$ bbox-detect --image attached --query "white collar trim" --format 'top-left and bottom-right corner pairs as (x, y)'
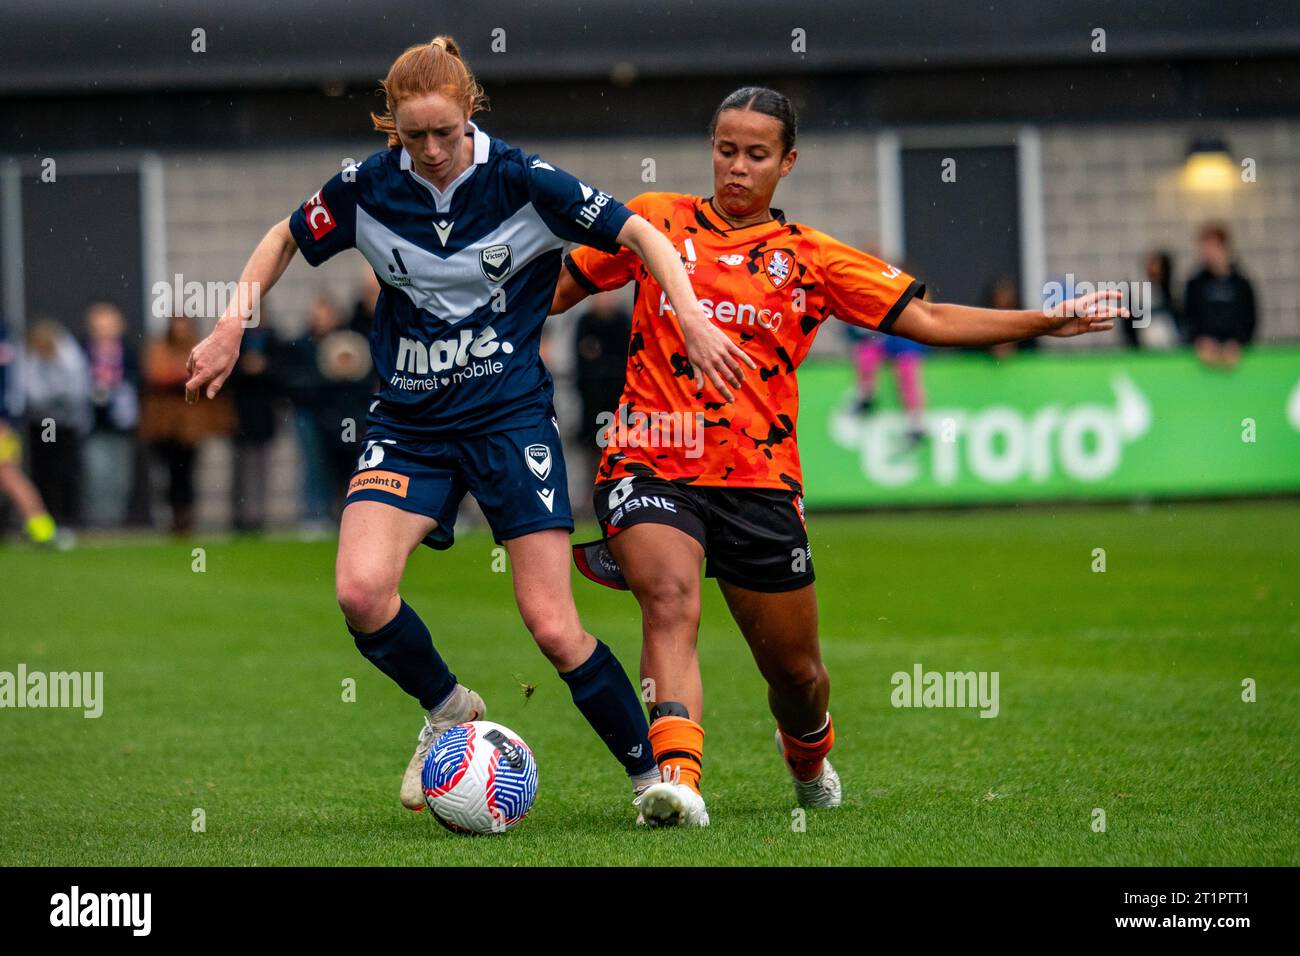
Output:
(400, 121), (490, 213)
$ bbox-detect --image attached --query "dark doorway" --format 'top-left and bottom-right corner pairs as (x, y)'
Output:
(22, 170), (143, 337)
(901, 146), (1020, 308)
(19, 168), (152, 528)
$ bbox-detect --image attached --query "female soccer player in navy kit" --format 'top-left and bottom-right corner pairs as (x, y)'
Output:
(184, 37), (750, 819)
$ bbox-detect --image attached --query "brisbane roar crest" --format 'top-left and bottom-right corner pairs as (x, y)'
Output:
(759, 248), (797, 289)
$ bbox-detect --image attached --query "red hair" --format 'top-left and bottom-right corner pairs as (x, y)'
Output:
(370, 36), (486, 148)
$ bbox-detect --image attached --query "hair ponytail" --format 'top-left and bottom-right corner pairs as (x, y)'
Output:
(370, 35), (488, 148)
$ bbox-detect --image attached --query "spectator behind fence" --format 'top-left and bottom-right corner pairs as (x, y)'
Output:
(228, 321), (282, 533)
(1184, 223), (1257, 370)
(282, 295), (374, 526)
(139, 313), (234, 533)
(22, 318), (92, 530)
(81, 302), (140, 527)
(283, 295), (340, 529)
(846, 319), (929, 450)
(1122, 252), (1183, 350)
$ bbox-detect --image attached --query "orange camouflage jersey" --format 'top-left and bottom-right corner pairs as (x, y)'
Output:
(564, 192), (925, 492)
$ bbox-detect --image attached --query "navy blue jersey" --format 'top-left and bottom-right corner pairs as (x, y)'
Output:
(288, 122), (633, 438)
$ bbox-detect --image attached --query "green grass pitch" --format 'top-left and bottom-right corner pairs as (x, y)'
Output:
(1, 499), (1296, 866)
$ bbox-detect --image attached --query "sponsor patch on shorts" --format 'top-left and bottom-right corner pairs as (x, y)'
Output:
(347, 469), (410, 498)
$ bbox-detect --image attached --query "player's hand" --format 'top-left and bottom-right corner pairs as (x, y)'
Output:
(185, 320), (243, 403)
(680, 313), (757, 403)
(1045, 289), (1129, 337)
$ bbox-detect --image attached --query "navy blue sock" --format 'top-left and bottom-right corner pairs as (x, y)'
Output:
(559, 640), (656, 778)
(349, 600), (456, 711)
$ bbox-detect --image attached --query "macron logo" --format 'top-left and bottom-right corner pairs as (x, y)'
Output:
(50, 886), (151, 936)
(578, 182), (594, 201)
(531, 160), (555, 171)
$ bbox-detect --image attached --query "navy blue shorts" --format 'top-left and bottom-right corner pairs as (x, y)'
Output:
(344, 415), (573, 549)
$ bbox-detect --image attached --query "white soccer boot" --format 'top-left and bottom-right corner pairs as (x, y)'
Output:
(400, 684), (486, 810)
(634, 780), (711, 828)
(775, 728), (842, 808)
(631, 770), (664, 827)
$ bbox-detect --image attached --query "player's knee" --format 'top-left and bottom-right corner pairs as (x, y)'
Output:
(335, 567), (396, 632)
(636, 574), (700, 628)
(771, 658), (827, 698)
(524, 611), (582, 664)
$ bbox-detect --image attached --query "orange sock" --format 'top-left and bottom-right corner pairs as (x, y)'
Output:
(778, 713), (835, 782)
(647, 715), (705, 794)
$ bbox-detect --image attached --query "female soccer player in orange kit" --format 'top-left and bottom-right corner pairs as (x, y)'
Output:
(554, 87), (1127, 826)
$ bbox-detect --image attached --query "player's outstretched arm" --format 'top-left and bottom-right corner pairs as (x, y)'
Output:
(615, 214), (757, 403)
(185, 217), (298, 403)
(891, 289), (1130, 347)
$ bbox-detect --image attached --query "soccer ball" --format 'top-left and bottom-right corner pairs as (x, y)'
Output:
(421, 721), (539, 834)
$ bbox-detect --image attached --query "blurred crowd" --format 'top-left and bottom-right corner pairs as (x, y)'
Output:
(976, 222), (1258, 361)
(0, 276), (382, 544)
(843, 223), (1258, 454)
(0, 222), (1263, 544)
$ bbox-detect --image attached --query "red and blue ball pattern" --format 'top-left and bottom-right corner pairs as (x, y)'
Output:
(422, 722), (538, 834)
